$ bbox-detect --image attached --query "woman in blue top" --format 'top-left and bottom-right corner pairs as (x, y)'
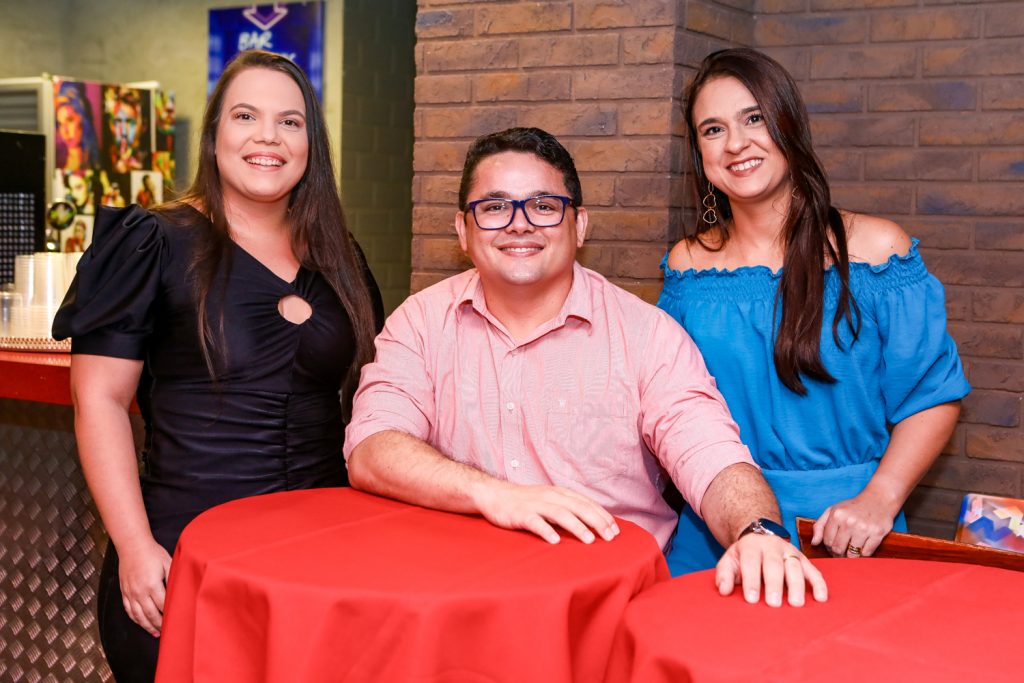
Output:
(659, 48), (970, 576)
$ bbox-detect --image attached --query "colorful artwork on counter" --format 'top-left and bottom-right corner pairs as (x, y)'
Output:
(956, 493), (1024, 554)
(208, 1), (324, 99)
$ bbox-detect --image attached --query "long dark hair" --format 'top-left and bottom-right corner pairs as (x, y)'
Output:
(164, 50), (377, 409)
(683, 48), (859, 395)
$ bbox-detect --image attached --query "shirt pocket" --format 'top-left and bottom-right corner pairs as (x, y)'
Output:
(544, 396), (638, 487)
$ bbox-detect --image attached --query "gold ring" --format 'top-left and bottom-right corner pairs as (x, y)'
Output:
(847, 544), (862, 556)
(783, 554), (801, 562)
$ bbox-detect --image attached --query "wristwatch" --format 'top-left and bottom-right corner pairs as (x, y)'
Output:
(738, 518), (791, 541)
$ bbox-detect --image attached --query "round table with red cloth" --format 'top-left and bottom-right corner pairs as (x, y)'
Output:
(604, 557), (1021, 683)
(154, 487), (668, 682)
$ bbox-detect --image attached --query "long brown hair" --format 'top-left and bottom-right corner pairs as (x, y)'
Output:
(162, 50), (377, 410)
(683, 48), (860, 395)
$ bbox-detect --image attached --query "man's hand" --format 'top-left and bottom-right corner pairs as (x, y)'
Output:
(473, 480), (621, 545)
(715, 533), (827, 607)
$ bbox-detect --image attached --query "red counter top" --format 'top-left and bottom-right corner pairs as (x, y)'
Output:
(0, 351), (72, 405)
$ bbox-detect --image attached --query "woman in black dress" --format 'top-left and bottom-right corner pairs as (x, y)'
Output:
(53, 51), (383, 682)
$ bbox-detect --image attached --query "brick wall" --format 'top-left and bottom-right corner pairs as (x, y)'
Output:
(412, 0), (1024, 538)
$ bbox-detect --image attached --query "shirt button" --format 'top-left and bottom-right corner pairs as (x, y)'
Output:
(506, 401), (515, 411)
(510, 459), (520, 469)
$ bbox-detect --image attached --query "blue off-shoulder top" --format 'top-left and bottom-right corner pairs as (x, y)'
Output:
(658, 239), (970, 575)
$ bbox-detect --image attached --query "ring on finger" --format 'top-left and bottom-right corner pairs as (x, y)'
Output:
(783, 554), (802, 562)
(847, 544), (862, 556)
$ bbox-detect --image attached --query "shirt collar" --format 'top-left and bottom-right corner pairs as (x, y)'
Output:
(455, 262), (594, 330)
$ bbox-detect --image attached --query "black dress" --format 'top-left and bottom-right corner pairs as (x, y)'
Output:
(53, 204), (382, 682)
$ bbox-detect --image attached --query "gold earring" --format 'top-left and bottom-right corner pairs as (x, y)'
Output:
(702, 182), (718, 225)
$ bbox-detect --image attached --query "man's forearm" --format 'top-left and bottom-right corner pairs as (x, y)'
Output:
(700, 463), (782, 547)
(347, 429), (502, 515)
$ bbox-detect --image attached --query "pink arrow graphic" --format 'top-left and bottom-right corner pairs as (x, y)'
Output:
(243, 3), (289, 32)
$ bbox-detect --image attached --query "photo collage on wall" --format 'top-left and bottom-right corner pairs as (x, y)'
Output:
(51, 77), (174, 252)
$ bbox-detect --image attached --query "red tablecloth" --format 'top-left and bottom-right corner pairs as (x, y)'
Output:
(155, 488), (668, 682)
(604, 557), (1021, 683)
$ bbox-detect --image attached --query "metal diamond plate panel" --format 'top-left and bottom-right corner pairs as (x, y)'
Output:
(0, 398), (113, 682)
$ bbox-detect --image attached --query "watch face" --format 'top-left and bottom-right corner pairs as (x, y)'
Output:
(757, 518), (791, 541)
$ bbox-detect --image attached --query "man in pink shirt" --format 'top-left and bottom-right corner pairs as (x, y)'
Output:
(345, 127), (827, 607)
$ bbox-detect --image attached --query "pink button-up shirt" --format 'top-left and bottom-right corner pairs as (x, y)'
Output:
(345, 263), (755, 549)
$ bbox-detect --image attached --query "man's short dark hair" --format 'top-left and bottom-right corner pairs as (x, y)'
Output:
(458, 127), (583, 210)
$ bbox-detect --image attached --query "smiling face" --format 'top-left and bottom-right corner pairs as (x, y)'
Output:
(455, 150), (587, 299)
(692, 76), (791, 209)
(215, 67), (309, 211)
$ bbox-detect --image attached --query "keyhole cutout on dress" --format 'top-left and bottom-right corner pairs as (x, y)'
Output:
(278, 294), (313, 325)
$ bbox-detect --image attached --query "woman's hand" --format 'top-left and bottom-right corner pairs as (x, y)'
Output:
(811, 489), (899, 558)
(117, 538), (172, 637)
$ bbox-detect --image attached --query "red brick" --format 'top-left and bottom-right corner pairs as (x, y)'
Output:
(616, 175), (684, 208)
(622, 28), (676, 65)
(920, 114), (1024, 146)
(610, 278), (662, 305)
(817, 149), (863, 182)
(811, 116), (916, 147)
(419, 106), (518, 138)
(966, 425), (1024, 463)
(612, 244), (666, 279)
(685, 1), (746, 42)
(869, 8), (980, 42)
(831, 184), (913, 215)
(809, 46), (917, 79)
(422, 39), (518, 72)
(802, 83), (864, 114)
(948, 322), (1023, 359)
(984, 5), (1024, 38)
(902, 219), (972, 249)
(920, 457), (1022, 497)
(869, 81), (976, 112)
(905, 486), (968, 527)
(928, 252), (1024, 287)
(979, 152), (1024, 182)
(518, 34), (620, 68)
(973, 291), (1024, 324)
(414, 141), (467, 173)
(619, 101), (682, 136)
(411, 235), (472, 271)
(574, 66), (677, 100)
(473, 72), (573, 103)
(941, 424), (964, 456)
(416, 176), (460, 206)
(924, 41), (1024, 77)
(416, 9), (474, 39)
(575, 0), (677, 29)
(812, 0), (916, 8)
(760, 0), (809, 11)
(760, 47), (811, 80)
(969, 360), (1024, 393)
(976, 222), (1024, 251)
(944, 286), (971, 321)
(918, 184), (1024, 217)
(476, 3), (571, 35)
(579, 175), (617, 207)
(982, 79), (1024, 110)
(864, 150), (973, 181)
(415, 75), (472, 104)
(585, 209), (672, 241)
(410, 272), (447, 295)
(412, 205), (459, 236)
(962, 390), (1022, 428)
(567, 139), (672, 172)
(577, 243), (615, 274)
(680, 35), (741, 71)
(518, 103), (617, 137)
(756, 14), (868, 46)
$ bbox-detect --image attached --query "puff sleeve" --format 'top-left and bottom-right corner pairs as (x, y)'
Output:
(872, 243), (971, 425)
(51, 205), (167, 360)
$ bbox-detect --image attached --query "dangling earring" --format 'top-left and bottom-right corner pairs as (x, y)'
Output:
(702, 182), (719, 225)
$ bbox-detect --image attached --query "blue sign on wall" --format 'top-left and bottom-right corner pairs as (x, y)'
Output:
(208, 2), (325, 99)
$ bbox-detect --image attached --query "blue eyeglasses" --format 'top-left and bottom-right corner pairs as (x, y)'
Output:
(466, 195), (573, 230)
